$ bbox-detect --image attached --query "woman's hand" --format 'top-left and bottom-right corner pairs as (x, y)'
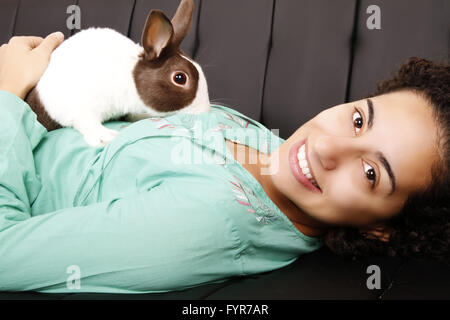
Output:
(0, 32), (64, 100)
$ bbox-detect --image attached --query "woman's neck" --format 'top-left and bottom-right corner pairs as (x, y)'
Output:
(226, 140), (328, 238)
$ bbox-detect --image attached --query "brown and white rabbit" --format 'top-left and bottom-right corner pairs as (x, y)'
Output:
(26, 0), (210, 147)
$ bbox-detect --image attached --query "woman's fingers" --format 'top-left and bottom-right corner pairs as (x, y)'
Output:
(0, 32), (64, 99)
(25, 36), (45, 49)
(33, 32), (64, 56)
(8, 36), (43, 48)
(1, 32), (64, 54)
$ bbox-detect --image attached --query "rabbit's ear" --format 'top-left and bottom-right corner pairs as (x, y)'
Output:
(171, 0), (194, 48)
(141, 10), (174, 61)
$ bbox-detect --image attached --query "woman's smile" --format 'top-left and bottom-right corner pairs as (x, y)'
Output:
(288, 138), (322, 194)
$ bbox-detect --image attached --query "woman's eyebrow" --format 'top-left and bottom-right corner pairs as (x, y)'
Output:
(366, 98), (396, 196)
(367, 98), (374, 129)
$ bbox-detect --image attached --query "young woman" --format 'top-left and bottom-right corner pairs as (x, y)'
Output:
(0, 33), (448, 293)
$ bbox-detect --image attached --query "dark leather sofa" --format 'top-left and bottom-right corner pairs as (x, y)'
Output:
(0, 0), (449, 300)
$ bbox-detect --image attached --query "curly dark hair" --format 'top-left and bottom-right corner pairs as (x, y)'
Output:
(324, 57), (450, 265)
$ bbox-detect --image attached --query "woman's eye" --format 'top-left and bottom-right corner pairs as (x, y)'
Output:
(363, 161), (377, 188)
(352, 108), (363, 134)
(354, 109), (376, 189)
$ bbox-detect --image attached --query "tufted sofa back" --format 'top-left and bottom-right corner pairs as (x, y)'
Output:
(0, 0), (448, 138)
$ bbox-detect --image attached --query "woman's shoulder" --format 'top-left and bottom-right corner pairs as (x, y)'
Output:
(209, 104), (285, 154)
(209, 104), (256, 128)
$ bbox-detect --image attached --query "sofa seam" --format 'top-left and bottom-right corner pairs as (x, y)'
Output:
(198, 277), (244, 300)
(344, 0), (361, 103)
(126, 0), (137, 39)
(70, 0), (79, 37)
(377, 259), (406, 300)
(10, 0), (20, 37)
(192, 0), (203, 59)
(259, 0), (276, 126)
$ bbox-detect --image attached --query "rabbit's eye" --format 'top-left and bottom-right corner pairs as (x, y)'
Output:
(173, 72), (187, 85)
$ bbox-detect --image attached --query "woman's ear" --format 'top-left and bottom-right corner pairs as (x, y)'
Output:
(359, 223), (392, 242)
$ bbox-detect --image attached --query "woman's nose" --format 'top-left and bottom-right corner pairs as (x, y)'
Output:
(314, 135), (361, 170)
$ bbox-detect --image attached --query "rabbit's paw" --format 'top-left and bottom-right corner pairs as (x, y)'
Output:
(82, 126), (119, 147)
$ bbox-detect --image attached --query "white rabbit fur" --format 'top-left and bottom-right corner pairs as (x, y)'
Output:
(31, 26), (210, 146)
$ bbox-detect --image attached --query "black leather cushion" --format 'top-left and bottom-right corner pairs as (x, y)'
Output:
(77, 0), (135, 36)
(12, 0), (74, 39)
(0, 0), (17, 45)
(349, 0), (450, 101)
(193, 0), (274, 122)
(262, 0), (357, 138)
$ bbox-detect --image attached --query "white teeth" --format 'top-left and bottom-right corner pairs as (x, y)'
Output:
(299, 159), (308, 168)
(297, 143), (320, 189)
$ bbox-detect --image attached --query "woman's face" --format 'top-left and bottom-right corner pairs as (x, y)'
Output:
(268, 90), (439, 227)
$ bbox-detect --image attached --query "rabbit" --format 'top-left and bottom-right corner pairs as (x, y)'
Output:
(25, 0), (210, 147)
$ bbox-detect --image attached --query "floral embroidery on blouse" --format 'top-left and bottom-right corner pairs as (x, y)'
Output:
(210, 122), (232, 132)
(148, 117), (177, 130)
(228, 174), (278, 224)
(220, 111), (250, 128)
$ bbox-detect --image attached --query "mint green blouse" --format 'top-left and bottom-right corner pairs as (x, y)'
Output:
(0, 90), (322, 293)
